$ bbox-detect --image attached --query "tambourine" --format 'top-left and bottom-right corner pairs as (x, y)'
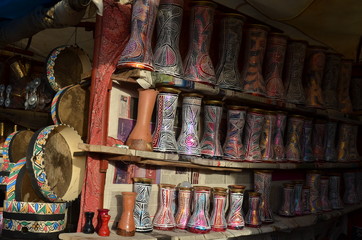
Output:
(2, 200), (67, 239)
(46, 45), (92, 92)
(26, 125), (85, 202)
(2, 130), (34, 163)
(51, 84), (89, 139)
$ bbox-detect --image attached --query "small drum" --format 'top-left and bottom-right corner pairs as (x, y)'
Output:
(46, 45), (92, 92)
(2, 130), (34, 163)
(51, 84), (89, 139)
(26, 125), (85, 202)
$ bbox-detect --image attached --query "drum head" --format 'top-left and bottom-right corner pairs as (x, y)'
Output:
(9, 130), (34, 163)
(15, 165), (43, 202)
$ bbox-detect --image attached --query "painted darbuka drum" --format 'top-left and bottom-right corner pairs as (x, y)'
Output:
(226, 186), (245, 230)
(241, 24), (269, 96)
(133, 177), (153, 232)
(154, 0), (184, 77)
(343, 172), (359, 205)
(152, 87), (181, 153)
(26, 125), (86, 202)
(273, 111), (287, 162)
(216, 13), (245, 91)
(302, 186), (311, 215)
(324, 121), (337, 162)
(245, 192), (262, 228)
(153, 184), (176, 231)
(329, 175), (343, 210)
(46, 45), (91, 92)
(244, 108), (265, 162)
(183, 1), (217, 85)
(3, 130), (34, 163)
(303, 46), (327, 109)
(279, 184), (295, 217)
(51, 84), (89, 139)
(284, 40), (307, 104)
(322, 53), (342, 109)
(312, 120), (326, 162)
(210, 190), (227, 232)
(320, 177), (331, 211)
(260, 111), (276, 162)
(254, 170), (273, 223)
(187, 186), (211, 234)
(337, 123), (351, 162)
(338, 59), (353, 113)
(301, 118), (314, 162)
(306, 171), (322, 213)
(264, 33), (287, 100)
(117, 0), (160, 71)
(200, 100), (223, 159)
(2, 200), (67, 239)
(293, 181), (304, 216)
(223, 106), (247, 161)
(285, 115), (304, 162)
(175, 187), (192, 230)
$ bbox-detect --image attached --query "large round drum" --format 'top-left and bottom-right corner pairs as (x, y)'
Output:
(2, 130), (34, 163)
(26, 125), (85, 202)
(46, 45), (91, 92)
(51, 84), (89, 139)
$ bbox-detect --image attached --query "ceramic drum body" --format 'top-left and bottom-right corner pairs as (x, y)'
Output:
(154, 0), (184, 77)
(187, 186), (212, 234)
(133, 178), (153, 232)
(320, 177), (331, 211)
(306, 171), (322, 213)
(264, 33), (287, 100)
(329, 175), (343, 209)
(153, 184), (176, 231)
(216, 14), (245, 91)
(245, 192), (262, 228)
(301, 118), (314, 162)
(312, 120), (326, 162)
(26, 125), (86, 202)
(117, 0), (160, 71)
(241, 24), (269, 96)
(183, 1), (217, 85)
(226, 187), (245, 230)
(260, 112), (276, 162)
(243, 109), (265, 162)
(152, 88), (181, 152)
(285, 115), (304, 162)
(210, 191), (227, 232)
(175, 187), (192, 230)
(324, 121), (337, 162)
(338, 59), (353, 113)
(322, 53), (342, 109)
(273, 112), (287, 162)
(254, 170), (273, 223)
(279, 184), (295, 216)
(337, 123), (351, 162)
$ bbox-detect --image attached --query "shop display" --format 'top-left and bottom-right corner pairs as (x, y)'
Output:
(241, 24), (269, 96)
(285, 115), (304, 162)
(329, 175), (343, 210)
(175, 187), (192, 230)
(279, 183), (295, 217)
(284, 40), (307, 104)
(301, 118), (314, 162)
(133, 177), (153, 232)
(324, 121), (338, 162)
(152, 87), (181, 153)
(306, 171), (322, 213)
(226, 185), (245, 230)
(343, 172), (358, 204)
(260, 111), (276, 162)
(126, 88), (158, 151)
(177, 93), (203, 158)
(245, 192), (262, 228)
(273, 111), (287, 162)
(338, 59), (353, 113)
(82, 212), (95, 234)
(244, 108), (265, 162)
(322, 53), (342, 109)
(117, 192), (136, 236)
(320, 177), (331, 211)
(187, 186), (211, 234)
(304, 46), (326, 108)
(216, 14), (245, 91)
(154, 0), (184, 77)
(254, 170), (273, 223)
(223, 105), (247, 161)
(200, 100), (223, 159)
(117, 0), (160, 71)
(183, 1), (217, 85)
(153, 184), (176, 231)
(312, 120), (326, 162)
(264, 33), (287, 100)
(26, 124), (85, 202)
(210, 190), (227, 232)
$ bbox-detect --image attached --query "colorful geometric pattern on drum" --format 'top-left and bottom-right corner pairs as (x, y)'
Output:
(0, 162), (14, 186)
(226, 191), (245, 229)
(312, 122), (326, 161)
(241, 25), (269, 96)
(183, 2), (217, 85)
(154, 0), (184, 77)
(245, 193), (261, 227)
(279, 185), (295, 216)
(260, 113), (276, 161)
(133, 182), (153, 232)
(302, 187), (311, 214)
(6, 158), (26, 201)
(4, 200), (67, 215)
(46, 46), (67, 92)
(187, 187), (211, 234)
(284, 40), (307, 104)
(264, 34), (287, 100)
(117, 0), (160, 71)
(293, 183), (304, 215)
(153, 185), (176, 230)
(2, 131), (18, 163)
(223, 108), (246, 161)
(285, 116), (304, 162)
(210, 193), (227, 232)
(175, 188), (191, 230)
(306, 172), (322, 213)
(301, 119), (314, 162)
(3, 218), (65, 233)
(243, 110), (265, 162)
(152, 91), (179, 152)
(200, 104), (223, 158)
(177, 95), (202, 156)
(322, 53), (342, 110)
(254, 171), (273, 223)
(216, 14), (245, 91)
(273, 112), (287, 162)
(51, 85), (72, 125)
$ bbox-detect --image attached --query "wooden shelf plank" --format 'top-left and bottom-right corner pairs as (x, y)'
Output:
(78, 144), (362, 170)
(59, 204), (362, 240)
(0, 107), (52, 129)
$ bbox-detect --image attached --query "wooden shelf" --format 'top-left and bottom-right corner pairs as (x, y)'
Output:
(0, 107), (52, 129)
(59, 203), (362, 240)
(78, 143), (362, 171)
(111, 71), (362, 125)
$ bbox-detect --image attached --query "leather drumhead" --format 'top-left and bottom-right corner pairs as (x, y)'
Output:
(15, 164), (43, 202)
(9, 130), (34, 163)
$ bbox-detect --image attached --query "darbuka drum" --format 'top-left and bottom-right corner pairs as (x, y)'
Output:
(3, 130), (34, 163)
(26, 125), (85, 202)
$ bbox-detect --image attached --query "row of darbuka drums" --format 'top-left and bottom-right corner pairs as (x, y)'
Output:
(148, 90), (360, 163)
(117, 0), (362, 112)
(0, 125), (85, 239)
